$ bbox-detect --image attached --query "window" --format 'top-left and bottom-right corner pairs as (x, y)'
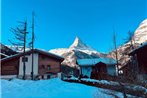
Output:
(41, 55), (48, 60)
(47, 65), (51, 70)
(47, 75), (50, 79)
(22, 57), (28, 62)
(42, 65), (45, 69)
(42, 56), (45, 60)
(41, 75), (44, 79)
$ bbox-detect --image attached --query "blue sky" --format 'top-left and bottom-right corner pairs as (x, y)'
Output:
(1, 0), (146, 53)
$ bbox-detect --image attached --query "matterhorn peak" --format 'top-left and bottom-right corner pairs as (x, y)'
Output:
(70, 37), (84, 47)
(70, 36), (92, 50)
(49, 36), (105, 67)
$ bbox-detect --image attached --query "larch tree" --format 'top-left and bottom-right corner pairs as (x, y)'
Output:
(9, 20), (29, 80)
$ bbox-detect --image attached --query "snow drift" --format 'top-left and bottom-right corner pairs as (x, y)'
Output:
(1, 78), (122, 98)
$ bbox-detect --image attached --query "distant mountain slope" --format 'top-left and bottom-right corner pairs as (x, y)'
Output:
(134, 19), (147, 43)
(0, 43), (17, 58)
(108, 19), (147, 67)
(6, 45), (30, 53)
(49, 37), (106, 67)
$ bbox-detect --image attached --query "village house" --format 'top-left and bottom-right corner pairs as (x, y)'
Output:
(76, 58), (117, 80)
(121, 42), (147, 80)
(1, 49), (64, 79)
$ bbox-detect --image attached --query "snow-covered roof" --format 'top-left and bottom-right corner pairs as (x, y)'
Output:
(77, 58), (116, 66)
(129, 42), (147, 55)
(36, 48), (64, 59)
(1, 49), (64, 62)
(0, 53), (9, 57)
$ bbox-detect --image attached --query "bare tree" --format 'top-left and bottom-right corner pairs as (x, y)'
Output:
(124, 31), (135, 49)
(9, 20), (28, 80)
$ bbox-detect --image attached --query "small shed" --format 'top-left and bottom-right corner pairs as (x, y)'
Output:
(77, 58), (117, 79)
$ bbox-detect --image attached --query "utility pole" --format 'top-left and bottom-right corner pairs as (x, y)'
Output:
(113, 32), (119, 75)
(31, 11), (35, 80)
(113, 32), (127, 98)
(23, 21), (27, 80)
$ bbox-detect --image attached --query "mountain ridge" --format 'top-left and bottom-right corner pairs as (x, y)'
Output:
(108, 19), (147, 67)
(49, 37), (106, 67)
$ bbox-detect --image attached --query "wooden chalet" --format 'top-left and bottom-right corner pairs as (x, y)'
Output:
(76, 58), (117, 80)
(121, 42), (147, 80)
(1, 49), (64, 79)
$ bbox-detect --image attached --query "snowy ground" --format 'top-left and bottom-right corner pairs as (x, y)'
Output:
(1, 78), (134, 98)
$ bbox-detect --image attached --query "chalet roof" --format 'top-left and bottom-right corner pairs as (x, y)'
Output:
(129, 42), (147, 55)
(77, 58), (117, 66)
(1, 49), (64, 62)
(0, 53), (9, 57)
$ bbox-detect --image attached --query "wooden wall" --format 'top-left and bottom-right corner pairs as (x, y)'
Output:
(136, 46), (147, 74)
(38, 54), (61, 76)
(1, 58), (19, 75)
(90, 63), (107, 79)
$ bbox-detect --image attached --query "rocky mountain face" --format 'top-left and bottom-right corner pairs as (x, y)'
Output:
(134, 19), (147, 43)
(49, 37), (106, 67)
(108, 19), (147, 67)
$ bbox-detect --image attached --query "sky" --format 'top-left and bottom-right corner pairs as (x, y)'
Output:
(1, 0), (147, 53)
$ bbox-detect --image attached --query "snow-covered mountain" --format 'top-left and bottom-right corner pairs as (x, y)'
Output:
(50, 19), (147, 68)
(70, 37), (95, 50)
(0, 43), (17, 56)
(134, 19), (147, 43)
(6, 45), (30, 53)
(108, 19), (147, 67)
(49, 37), (106, 67)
